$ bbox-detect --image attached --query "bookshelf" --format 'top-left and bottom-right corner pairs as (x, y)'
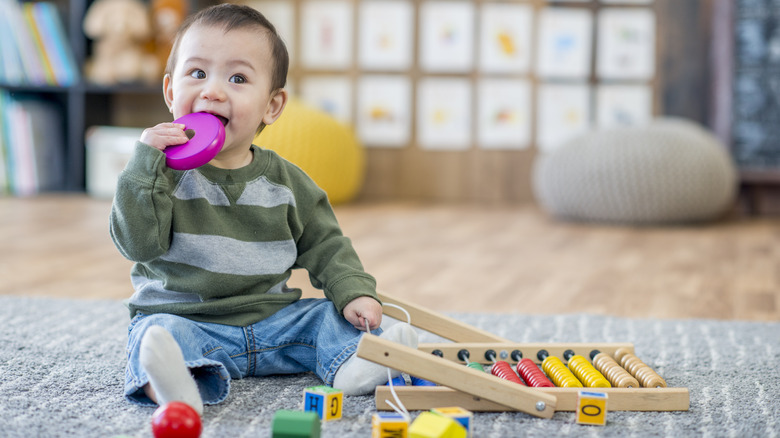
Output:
(0, 0), (212, 194)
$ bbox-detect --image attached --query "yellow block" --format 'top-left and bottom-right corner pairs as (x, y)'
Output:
(303, 386), (342, 421)
(409, 412), (467, 438)
(372, 412), (409, 438)
(576, 391), (608, 426)
(430, 407), (472, 437)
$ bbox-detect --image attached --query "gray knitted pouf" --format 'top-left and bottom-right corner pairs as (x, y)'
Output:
(532, 118), (738, 224)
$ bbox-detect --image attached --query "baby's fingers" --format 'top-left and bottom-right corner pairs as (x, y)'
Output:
(140, 123), (188, 151)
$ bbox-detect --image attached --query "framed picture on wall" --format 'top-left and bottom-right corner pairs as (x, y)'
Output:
(536, 83), (591, 151)
(596, 8), (656, 80)
(477, 78), (532, 149)
(479, 3), (534, 74)
(242, 1), (296, 66)
(419, 1), (475, 73)
(358, 0), (414, 71)
(300, 0), (353, 70)
(417, 77), (472, 149)
(300, 76), (352, 124)
(596, 84), (653, 128)
(356, 75), (412, 147)
(536, 7), (593, 79)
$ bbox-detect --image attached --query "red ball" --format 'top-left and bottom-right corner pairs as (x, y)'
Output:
(151, 402), (202, 438)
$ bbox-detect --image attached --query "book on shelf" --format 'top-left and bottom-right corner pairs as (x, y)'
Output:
(0, 90), (65, 196)
(0, 0), (79, 86)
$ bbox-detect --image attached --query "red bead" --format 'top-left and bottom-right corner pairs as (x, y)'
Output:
(516, 358), (555, 388)
(491, 361), (526, 385)
(151, 402), (202, 438)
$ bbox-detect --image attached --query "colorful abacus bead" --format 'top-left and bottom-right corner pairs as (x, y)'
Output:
(457, 349), (486, 373)
(590, 350), (639, 388)
(564, 350), (611, 388)
(485, 350), (525, 385)
(512, 350), (554, 388)
(538, 350), (582, 388)
(490, 361), (526, 385)
(614, 348), (667, 388)
(410, 376), (437, 386)
(386, 375), (406, 386)
(516, 358), (555, 387)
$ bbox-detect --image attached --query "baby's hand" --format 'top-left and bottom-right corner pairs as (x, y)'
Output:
(140, 122), (189, 152)
(343, 296), (383, 332)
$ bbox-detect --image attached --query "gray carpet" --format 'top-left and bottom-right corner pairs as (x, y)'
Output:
(1, 296), (778, 437)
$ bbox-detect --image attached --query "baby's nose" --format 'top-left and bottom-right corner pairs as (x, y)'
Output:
(200, 80), (227, 101)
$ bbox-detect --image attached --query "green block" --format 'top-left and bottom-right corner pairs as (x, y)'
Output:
(272, 410), (321, 438)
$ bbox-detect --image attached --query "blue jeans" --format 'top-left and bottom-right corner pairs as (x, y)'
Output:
(124, 298), (379, 407)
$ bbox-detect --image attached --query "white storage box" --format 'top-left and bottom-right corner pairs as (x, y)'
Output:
(86, 126), (143, 198)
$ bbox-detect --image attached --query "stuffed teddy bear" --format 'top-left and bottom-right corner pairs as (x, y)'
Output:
(151, 0), (187, 72)
(83, 0), (159, 85)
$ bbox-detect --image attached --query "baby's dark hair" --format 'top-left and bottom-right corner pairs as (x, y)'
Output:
(165, 3), (289, 92)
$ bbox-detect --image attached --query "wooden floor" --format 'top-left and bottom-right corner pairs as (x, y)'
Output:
(2, 195), (778, 321)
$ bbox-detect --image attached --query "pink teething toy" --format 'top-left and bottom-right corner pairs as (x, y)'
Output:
(165, 112), (226, 170)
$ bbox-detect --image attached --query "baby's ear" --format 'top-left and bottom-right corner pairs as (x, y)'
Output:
(262, 89), (288, 126)
(163, 74), (174, 112)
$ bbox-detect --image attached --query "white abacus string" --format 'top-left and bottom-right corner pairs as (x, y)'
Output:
(366, 305), (413, 421)
(382, 302), (412, 324)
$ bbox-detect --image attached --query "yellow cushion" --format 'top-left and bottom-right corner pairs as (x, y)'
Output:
(254, 99), (365, 205)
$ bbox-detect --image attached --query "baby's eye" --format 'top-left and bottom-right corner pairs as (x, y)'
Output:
(190, 69), (206, 79)
(229, 75), (247, 84)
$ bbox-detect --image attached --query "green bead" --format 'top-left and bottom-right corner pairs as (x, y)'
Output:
(466, 361), (485, 372)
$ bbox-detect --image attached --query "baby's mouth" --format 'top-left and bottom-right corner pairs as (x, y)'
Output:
(200, 112), (228, 127)
(214, 115), (229, 127)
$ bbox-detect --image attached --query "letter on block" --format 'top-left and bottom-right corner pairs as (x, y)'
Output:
(409, 411), (466, 438)
(271, 410), (321, 438)
(372, 412), (409, 438)
(576, 391), (608, 426)
(303, 386), (343, 421)
(431, 407), (472, 436)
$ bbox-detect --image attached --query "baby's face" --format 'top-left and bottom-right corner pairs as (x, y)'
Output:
(165, 23), (280, 167)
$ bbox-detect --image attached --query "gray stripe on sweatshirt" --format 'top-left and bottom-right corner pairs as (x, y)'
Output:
(173, 171), (230, 205)
(160, 232), (297, 276)
(237, 176), (296, 207)
(127, 276), (293, 307)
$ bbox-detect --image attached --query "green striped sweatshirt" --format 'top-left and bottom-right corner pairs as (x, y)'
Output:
(110, 143), (377, 326)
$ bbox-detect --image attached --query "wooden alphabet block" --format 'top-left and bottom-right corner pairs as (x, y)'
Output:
(431, 407), (472, 436)
(409, 412), (466, 438)
(576, 391), (608, 426)
(303, 386), (343, 421)
(372, 412), (409, 438)
(271, 410), (321, 438)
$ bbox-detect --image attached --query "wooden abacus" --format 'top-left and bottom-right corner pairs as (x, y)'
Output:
(357, 293), (690, 419)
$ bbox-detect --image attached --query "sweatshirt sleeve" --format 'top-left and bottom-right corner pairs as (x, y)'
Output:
(294, 188), (379, 314)
(109, 142), (176, 263)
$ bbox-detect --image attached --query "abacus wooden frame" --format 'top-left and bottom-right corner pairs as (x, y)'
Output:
(364, 293), (690, 414)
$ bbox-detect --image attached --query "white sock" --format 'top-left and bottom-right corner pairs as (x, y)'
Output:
(139, 325), (204, 415)
(333, 323), (418, 395)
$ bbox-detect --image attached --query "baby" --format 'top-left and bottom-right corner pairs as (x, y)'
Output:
(109, 3), (416, 414)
